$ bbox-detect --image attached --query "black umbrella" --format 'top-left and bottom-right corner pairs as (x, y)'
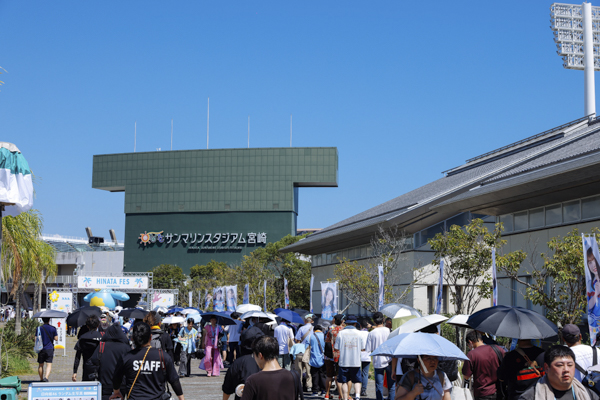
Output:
(467, 305), (558, 339)
(119, 308), (149, 320)
(201, 312), (237, 326)
(66, 306), (102, 328)
(291, 308), (310, 318)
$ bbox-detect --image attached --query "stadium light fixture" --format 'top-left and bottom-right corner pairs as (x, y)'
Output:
(551, 2), (600, 117)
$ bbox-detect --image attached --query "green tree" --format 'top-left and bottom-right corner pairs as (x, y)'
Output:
(429, 218), (526, 315)
(151, 264), (186, 289)
(335, 226), (424, 313)
(185, 261), (232, 309)
(1, 210), (57, 334)
(497, 227), (592, 326)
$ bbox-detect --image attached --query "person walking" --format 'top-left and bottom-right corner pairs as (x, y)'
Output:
(222, 326), (264, 400)
(178, 318), (198, 377)
(144, 311), (175, 361)
(89, 324), (131, 400)
(325, 314), (345, 400)
(518, 345), (596, 400)
(73, 315), (102, 382)
(110, 322), (184, 400)
(275, 320), (295, 370)
(226, 312), (242, 364)
(365, 312), (393, 400)
(463, 330), (505, 400)
(498, 339), (545, 400)
(240, 336), (304, 400)
(561, 324), (599, 382)
(296, 314), (315, 392)
(358, 319), (371, 398)
(309, 324), (327, 396)
(335, 315), (367, 400)
(203, 315), (224, 377)
(37, 317), (58, 382)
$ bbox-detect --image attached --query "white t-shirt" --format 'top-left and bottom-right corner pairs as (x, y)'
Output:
(335, 326), (367, 368)
(274, 323), (295, 355)
(571, 344), (599, 381)
(365, 326), (391, 369)
(359, 330), (371, 362)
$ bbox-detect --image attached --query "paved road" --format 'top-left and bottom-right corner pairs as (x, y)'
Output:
(18, 336), (380, 399)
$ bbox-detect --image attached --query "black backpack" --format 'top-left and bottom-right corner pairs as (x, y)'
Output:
(578, 347), (599, 395)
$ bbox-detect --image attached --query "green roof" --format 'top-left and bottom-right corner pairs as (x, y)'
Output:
(92, 147), (338, 214)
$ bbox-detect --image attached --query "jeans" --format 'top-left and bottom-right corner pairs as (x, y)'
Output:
(278, 353), (292, 370)
(375, 364), (395, 400)
(361, 361), (370, 395)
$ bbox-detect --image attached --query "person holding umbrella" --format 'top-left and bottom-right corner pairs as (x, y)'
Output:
(178, 317), (198, 377)
(203, 315), (224, 377)
(396, 355), (452, 400)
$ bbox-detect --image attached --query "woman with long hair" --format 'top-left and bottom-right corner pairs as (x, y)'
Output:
(321, 286), (336, 320)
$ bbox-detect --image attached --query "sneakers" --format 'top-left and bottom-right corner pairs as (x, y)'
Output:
(41, 378), (49, 382)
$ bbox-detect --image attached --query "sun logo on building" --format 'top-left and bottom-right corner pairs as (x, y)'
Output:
(139, 231), (164, 246)
(49, 291), (59, 302)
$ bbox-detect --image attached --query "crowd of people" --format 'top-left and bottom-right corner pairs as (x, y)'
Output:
(31, 307), (600, 400)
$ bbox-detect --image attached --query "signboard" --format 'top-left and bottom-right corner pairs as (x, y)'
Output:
(137, 230), (268, 252)
(29, 381), (102, 400)
(78, 276), (149, 289)
(152, 292), (175, 308)
(48, 291), (72, 353)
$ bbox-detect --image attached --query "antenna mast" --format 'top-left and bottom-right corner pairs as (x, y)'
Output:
(207, 97), (210, 149)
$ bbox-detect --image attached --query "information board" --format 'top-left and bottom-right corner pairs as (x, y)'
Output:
(49, 291), (72, 353)
(78, 276), (149, 289)
(28, 381), (101, 400)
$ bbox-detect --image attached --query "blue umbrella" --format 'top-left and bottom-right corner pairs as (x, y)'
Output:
(166, 307), (185, 314)
(201, 312), (237, 326)
(371, 332), (468, 361)
(186, 313), (202, 323)
(274, 308), (303, 324)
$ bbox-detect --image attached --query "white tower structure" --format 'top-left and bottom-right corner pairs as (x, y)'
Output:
(551, 2), (600, 117)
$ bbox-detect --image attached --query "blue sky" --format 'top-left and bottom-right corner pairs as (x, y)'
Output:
(0, 1), (591, 240)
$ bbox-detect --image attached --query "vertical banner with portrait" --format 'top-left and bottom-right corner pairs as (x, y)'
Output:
(243, 284), (249, 304)
(204, 289), (212, 311)
(188, 291), (193, 308)
(583, 234), (600, 345)
(378, 264), (384, 311)
(226, 285), (237, 311)
(320, 281), (338, 320)
(310, 275), (314, 313)
(213, 287), (225, 312)
(264, 280), (267, 311)
(284, 279), (290, 309)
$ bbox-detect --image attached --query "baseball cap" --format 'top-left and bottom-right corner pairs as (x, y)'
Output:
(345, 314), (358, 324)
(562, 324), (580, 340)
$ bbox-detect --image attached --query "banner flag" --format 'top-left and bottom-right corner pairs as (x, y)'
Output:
(378, 264), (384, 311)
(226, 285), (237, 311)
(435, 259), (444, 314)
(320, 281), (338, 320)
(188, 291), (192, 308)
(243, 284), (249, 304)
(264, 280), (267, 311)
(310, 275), (314, 313)
(492, 248), (498, 307)
(204, 289), (212, 310)
(583, 234), (600, 345)
(284, 278), (290, 309)
(198, 291), (202, 309)
(213, 287), (225, 312)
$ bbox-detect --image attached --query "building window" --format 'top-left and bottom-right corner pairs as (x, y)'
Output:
(529, 208), (544, 229)
(563, 200), (580, 223)
(582, 195), (600, 220)
(545, 204), (562, 226)
(514, 212), (528, 231)
(500, 214), (513, 232)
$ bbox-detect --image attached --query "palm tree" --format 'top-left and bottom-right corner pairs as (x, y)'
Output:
(2, 210), (56, 334)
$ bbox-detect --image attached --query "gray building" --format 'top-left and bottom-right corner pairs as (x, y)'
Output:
(283, 115), (600, 317)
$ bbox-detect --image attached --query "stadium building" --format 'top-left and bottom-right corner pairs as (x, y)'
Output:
(283, 115), (600, 316)
(92, 147), (338, 274)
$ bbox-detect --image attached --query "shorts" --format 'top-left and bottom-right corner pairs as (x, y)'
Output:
(325, 360), (338, 378)
(338, 366), (362, 384)
(37, 348), (54, 364)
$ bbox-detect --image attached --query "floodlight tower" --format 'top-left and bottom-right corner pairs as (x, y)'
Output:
(551, 2), (600, 117)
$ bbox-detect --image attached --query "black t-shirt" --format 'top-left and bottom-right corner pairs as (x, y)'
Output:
(222, 354), (261, 400)
(552, 387), (575, 400)
(498, 346), (545, 400)
(241, 369), (300, 400)
(113, 346), (183, 399)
